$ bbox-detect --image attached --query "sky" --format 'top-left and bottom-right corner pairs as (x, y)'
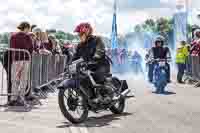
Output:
(0, 0), (199, 35)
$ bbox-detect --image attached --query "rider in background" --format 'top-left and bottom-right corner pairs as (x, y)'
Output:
(146, 36), (171, 83)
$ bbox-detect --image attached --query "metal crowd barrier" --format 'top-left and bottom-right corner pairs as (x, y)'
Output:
(0, 47), (68, 106)
(0, 48), (31, 105)
(184, 55), (200, 85)
(31, 54), (67, 89)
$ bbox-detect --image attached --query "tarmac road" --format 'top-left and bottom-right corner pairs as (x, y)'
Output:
(0, 74), (200, 133)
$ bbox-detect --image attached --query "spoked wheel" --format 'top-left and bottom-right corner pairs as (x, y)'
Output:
(110, 77), (125, 114)
(155, 70), (167, 94)
(58, 88), (88, 124)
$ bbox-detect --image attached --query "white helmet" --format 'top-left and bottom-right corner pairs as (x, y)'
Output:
(154, 35), (165, 46)
(154, 35), (165, 42)
(194, 29), (200, 38)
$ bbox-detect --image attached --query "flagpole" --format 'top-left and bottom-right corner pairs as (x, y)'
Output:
(111, 0), (118, 49)
(186, 0), (189, 41)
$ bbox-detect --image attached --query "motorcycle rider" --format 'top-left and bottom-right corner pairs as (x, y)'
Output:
(146, 36), (171, 83)
(72, 22), (111, 102)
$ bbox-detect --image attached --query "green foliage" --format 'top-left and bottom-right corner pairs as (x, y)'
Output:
(144, 19), (156, 32)
(133, 17), (193, 38)
(55, 30), (67, 40)
(134, 25), (142, 33)
(0, 33), (9, 45)
(54, 31), (79, 43)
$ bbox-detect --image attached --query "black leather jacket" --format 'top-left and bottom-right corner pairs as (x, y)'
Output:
(152, 46), (170, 59)
(73, 35), (110, 72)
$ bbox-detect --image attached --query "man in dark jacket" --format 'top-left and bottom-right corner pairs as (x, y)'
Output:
(146, 36), (171, 83)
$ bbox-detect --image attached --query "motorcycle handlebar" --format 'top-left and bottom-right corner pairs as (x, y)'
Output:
(148, 58), (171, 63)
(151, 58), (171, 62)
(71, 58), (97, 66)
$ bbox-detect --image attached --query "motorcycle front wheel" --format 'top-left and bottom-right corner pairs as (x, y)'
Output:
(155, 69), (167, 93)
(110, 77), (125, 114)
(58, 88), (88, 124)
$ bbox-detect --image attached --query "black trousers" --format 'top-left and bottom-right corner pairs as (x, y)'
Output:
(3, 51), (12, 102)
(177, 63), (185, 82)
(92, 61), (110, 84)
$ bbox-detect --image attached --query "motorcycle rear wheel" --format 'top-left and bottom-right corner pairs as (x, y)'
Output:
(58, 88), (88, 124)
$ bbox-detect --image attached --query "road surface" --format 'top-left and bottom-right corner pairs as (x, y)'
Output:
(0, 74), (200, 133)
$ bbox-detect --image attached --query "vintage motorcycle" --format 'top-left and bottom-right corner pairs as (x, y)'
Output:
(57, 58), (133, 124)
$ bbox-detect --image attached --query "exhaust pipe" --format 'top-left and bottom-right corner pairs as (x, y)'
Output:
(112, 89), (131, 100)
(121, 89), (131, 96)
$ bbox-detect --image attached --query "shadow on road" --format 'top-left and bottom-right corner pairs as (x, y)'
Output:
(0, 103), (40, 112)
(152, 91), (176, 95)
(57, 112), (133, 128)
(3, 106), (40, 112)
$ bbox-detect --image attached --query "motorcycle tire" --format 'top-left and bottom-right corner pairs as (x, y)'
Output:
(155, 70), (167, 93)
(58, 88), (88, 124)
(110, 77), (125, 114)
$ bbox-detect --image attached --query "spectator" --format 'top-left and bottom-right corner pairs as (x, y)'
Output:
(32, 30), (51, 55)
(62, 43), (74, 64)
(191, 29), (200, 56)
(31, 24), (37, 32)
(9, 21), (34, 106)
(28, 32), (37, 54)
(11, 22), (33, 57)
(52, 40), (62, 55)
(131, 51), (143, 74)
(39, 32), (52, 55)
(41, 33), (53, 52)
(176, 41), (189, 83)
(33, 28), (42, 53)
(48, 34), (62, 55)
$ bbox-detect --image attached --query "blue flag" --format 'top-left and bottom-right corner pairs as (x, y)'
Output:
(111, 0), (118, 49)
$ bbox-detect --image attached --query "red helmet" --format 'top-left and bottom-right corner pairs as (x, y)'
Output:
(74, 22), (93, 34)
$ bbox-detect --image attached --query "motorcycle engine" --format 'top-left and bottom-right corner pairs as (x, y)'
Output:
(98, 83), (116, 103)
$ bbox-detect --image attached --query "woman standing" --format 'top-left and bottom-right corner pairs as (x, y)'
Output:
(9, 22), (34, 106)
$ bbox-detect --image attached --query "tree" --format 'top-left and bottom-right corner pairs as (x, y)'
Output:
(156, 18), (173, 34)
(55, 30), (67, 40)
(145, 19), (155, 27)
(144, 19), (156, 32)
(134, 25), (142, 32)
(66, 33), (75, 40)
